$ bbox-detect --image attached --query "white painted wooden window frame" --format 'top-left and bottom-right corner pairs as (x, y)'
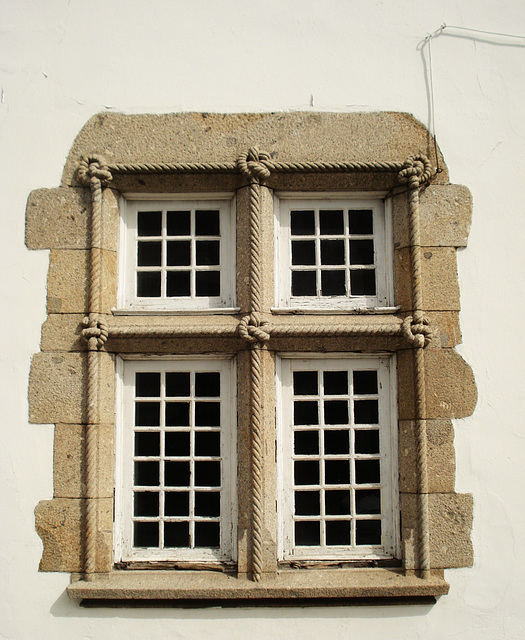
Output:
(276, 353), (400, 561)
(274, 193), (393, 311)
(114, 355), (237, 563)
(118, 194), (237, 313)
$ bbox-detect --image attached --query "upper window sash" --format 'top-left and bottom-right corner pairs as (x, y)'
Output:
(118, 195), (236, 312)
(275, 194), (393, 310)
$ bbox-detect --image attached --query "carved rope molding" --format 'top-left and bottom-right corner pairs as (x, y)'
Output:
(77, 151), (434, 583)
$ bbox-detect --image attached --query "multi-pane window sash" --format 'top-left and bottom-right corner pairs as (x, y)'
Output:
(119, 196), (236, 311)
(275, 196), (392, 310)
(277, 355), (399, 561)
(115, 358), (236, 563)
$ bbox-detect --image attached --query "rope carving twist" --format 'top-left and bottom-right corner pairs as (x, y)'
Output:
(239, 313), (271, 344)
(236, 147), (271, 183)
(397, 154), (432, 187)
(401, 316), (432, 348)
(81, 317), (109, 349)
(77, 155), (113, 187)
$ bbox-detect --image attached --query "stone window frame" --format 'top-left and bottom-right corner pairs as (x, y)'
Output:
(27, 112), (476, 604)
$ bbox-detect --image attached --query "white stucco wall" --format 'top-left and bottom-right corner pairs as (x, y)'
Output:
(1, 1), (525, 638)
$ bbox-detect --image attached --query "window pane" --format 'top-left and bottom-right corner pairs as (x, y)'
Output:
(136, 372), (160, 397)
(165, 461), (190, 486)
(134, 521), (159, 547)
(134, 492), (159, 517)
(165, 431), (190, 457)
(324, 400), (349, 425)
(295, 491), (320, 516)
(323, 371), (348, 395)
(349, 209), (373, 235)
(319, 209), (344, 234)
(293, 371), (318, 395)
(292, 240), (316, 265)
(195, 491), (220, 517)
(356, 519), (381, 545)
(195, 372), (220, 397)
(355, 489), (381, 515)
(138, 211), (161, 236)
(167, 210), (191, 236)
(134, 461), (159, 486)
(325, 490), (350, 515)
(196, 241), (220, 265)
(320, 240), (345, 265)
(324, 429), (349, 454)
(195, 461), (221, 487)
(355, 460), (380, 484)
(354, 400), (379, 424)
(353, 370), (378, 395)
(350, 269), (376, 296)
(165, 402), (190, 426)
(294, 401), (319, 425)
(324, 460), (350, 484)
(135, 402), (160, 426)
(195, 210), (220, 236)
(291, 210), (315, 235)
(195, 271), (220, 297)
(294, 430), (319, 455)
(195, 522), (220, 547)
(195, 431), (221, 457)
(167, 241), (191, 266)
(135, 432), (160, 456)
(138, 241), (161, 266)
(321, 270), (345, 296)
(326, 520), (350, 546)
(166, 271), (190, 297)
(165, 372), (190, 397)
(295, 521), (320, 546)
(294, 460), (319, 485)
(164, 491), (190, 516)
(195, 402), (221, 426)
(292, 270), (316, 296)
(164, 522), (190, 547)
(354, 429), (380, 454)
(137, 271), (161, 297)
(350, 240), (374, 265)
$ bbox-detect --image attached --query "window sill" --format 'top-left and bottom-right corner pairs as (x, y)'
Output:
(271, 307), (400, 315)
(67, 568), (448, 604)
(112, 307), (241, 316)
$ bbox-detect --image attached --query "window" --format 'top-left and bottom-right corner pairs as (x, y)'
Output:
(275, 195), (392, 310)
(119, 195), (236, 311)
(277, 355), (399, 561)
(115, 357), (236, 564)
(28, 111), (475, 603)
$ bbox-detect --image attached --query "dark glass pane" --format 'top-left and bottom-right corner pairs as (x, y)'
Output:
(355, 489), (381, 515)
(165, 402), (190, 426)
(196, 271), (220, 297)
(291, 240), (316, 265)
(354, 400), (379, 424)
(165, 461), (190, 486)
(325, 490), (350, 515)
(325, 460), (350, 484)
(356, 519), (381, 545)
(291, 210), (315, 235)
(195, 210), (220, 236)
(295, 521), (320, 546)
(134, 491), (159, 517)
(138, 211), (161, 236)
(196, 241), (220, 265)
(294, 401), (319, 425)
(320, 240), (345, 265)
(294, 430), (319, 455)
(165, 431), (190, 457)
(295, 490), (320, 516)
(195, 522), (220, 547)
(319, 209), (344, 234)
(321, 270), (345, 296)
(134, 521), (158, 547)
(164, 521), (189, 547)
(326, 520), (351, 545)
(324, 429), (349, 454)
(167, 240), (191, 266)
(195, 402), (220, 426)
(323, 371), (348, 395)
(137, 241), (161, 266)
(353, 370), (378, 395)
(165, 372), (190, 397)
(167, 210), (191, 236)
(135, 402), (160, 426)
(293, 371), (318, 395)
(294, 460), (319, 485)
(164, 491), (190, 516)
(350, 239), (374, 265)
(355, 460), (380, 484)
(355, 429), (380, 454)
(324, 400), (349, 425)
(135, 431), (160, 456)
(195, 491), (220, 517)
(195, 372), (220, 397)
(137, 271), (161, 297)
(166, 271), (190, 296)
(350, 269), (376, 295)
(291, 270), (316, 296)
(134, 461), (159, 486)
(349, 209), (373, 235)
(136, 372), (160, 397)
(195, 461), (221, 487)
(195, 431), (221, 457)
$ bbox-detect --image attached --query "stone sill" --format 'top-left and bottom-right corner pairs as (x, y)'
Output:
(67, 568), (448, 604)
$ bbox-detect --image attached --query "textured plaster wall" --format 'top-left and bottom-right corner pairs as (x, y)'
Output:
(1, 0), (525, 638)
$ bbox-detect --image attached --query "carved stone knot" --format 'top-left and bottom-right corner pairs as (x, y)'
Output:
(238, 313), (271, 344)
(398, 154), (432, 187)
(402, 315), (432, 348)
(82, 317), (109, 349)
(237, 147), (271, 183)
(77, 155), (113, 187)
